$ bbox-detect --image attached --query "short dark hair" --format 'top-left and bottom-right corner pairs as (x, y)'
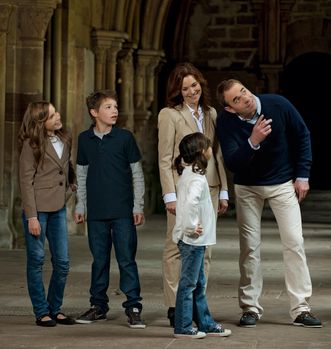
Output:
(216, 79), (242, 109)
(86, 90), (118, 123)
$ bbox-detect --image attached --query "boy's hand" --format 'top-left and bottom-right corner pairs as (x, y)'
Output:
(74, 212), (85, 224)
(193, 223), (203, 238)
(133, 213), (144, 226)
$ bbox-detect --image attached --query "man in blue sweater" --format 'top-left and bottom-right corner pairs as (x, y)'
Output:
(216, 79), (322, 328)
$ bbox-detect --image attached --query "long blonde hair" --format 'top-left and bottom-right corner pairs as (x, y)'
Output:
(18, 101), (70, 165)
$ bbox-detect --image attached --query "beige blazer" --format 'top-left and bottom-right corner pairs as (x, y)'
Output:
(158, 104), (228, 196)
(19, 138), (75, 218)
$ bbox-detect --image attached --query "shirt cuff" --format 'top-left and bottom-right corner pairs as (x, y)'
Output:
(248, 138), (260, 150)
(296, 177), (309, 182)
(219, 190), (229, 200)
(163, 192), (177, 203)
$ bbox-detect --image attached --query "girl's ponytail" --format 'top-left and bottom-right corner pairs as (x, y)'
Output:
(174, 154), (184, 175)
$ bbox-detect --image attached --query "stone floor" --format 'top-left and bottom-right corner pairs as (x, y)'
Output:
(0, 214), (330, 349)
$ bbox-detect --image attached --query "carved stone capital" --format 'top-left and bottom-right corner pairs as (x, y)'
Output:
(17, 1), (57, 43)
(91, 30), (128, 50)
(0, 4), (13, 32)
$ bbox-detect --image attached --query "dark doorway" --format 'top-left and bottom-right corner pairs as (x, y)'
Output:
(281, 52), (331, 189)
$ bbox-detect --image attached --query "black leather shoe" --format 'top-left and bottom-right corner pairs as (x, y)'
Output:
(36, 315), (57, 327)
(53, 312), (76, 325)
(167, 307), (175, 327)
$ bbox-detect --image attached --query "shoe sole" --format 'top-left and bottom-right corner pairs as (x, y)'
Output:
(293, 323), (322, 328)
(239, 324), (256, 328)
(174, 333), (206, 339)
(128, 324), (146, 329)
(75, 318), (107, 324)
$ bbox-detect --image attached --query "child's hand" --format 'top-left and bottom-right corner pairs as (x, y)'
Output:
(70, 183), (78, 192)
(133, 213), (144, 226)
(74, 212), (85, 224)
(193, 223), (203, 237)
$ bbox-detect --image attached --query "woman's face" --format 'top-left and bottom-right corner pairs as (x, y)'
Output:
(181, 75), (202, 108)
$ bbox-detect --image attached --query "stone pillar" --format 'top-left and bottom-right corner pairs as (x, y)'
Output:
(91, 30), (128, 90)
(252, 0), (295, 92)
(117, 43), (136, 130)
(134, 49), (163, 132)
(0, 3), (14, 248)
(3, 1), (58, 248)
(133, 49), (163, 215)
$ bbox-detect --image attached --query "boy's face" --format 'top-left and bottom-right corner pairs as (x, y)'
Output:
(91, 98), (118, 128)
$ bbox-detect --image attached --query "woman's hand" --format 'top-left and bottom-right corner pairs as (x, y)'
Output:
(165, 201), (176, 215)
(218, 199), (229, 215)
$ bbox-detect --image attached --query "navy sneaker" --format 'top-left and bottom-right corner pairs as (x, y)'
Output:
(206, 323), (232, 337)
(174, 328), (206, 339)
(75, 306), (107, 324)
(239, 311), (259, 327)
(126, 308), (146, 329)
(293, 311), (322, 328)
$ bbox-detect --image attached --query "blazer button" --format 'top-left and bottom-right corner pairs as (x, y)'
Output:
(59, 170), (63, 175)
(59, 182), (63, 186)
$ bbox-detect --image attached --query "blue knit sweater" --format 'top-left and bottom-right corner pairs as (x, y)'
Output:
(216, 94), (312, 185)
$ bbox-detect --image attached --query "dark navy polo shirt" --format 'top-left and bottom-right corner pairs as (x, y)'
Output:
(77, 126), (141, 220)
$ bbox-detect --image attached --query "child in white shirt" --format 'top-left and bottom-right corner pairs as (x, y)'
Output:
(172, 132), (231, 339)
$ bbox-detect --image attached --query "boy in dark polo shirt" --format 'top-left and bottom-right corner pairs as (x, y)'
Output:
(74, 90), (145, 328)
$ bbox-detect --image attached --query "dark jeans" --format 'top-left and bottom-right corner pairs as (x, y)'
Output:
(22, 207), (69, 318)
(87, 217), (142, 313)
(174, 240), (217, 334)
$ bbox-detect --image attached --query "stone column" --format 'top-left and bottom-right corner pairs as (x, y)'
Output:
(133, 49), (163, 215)
(3, 1), (58, 248)
(117, 43), (136, 130)
(91, 30), (128, 90)
(134, 49), (163, 132)
(0, 3), (14, 248)
(252, 0), (295, 92)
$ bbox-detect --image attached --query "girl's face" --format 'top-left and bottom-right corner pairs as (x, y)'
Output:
(181, 75), (202, 108)
(45, 104), (62, 135)
(203, 146), (212, 161)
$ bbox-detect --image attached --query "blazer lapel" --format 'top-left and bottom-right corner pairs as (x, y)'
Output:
(180, 105), (199, 133)
(46, 138), (67, 167)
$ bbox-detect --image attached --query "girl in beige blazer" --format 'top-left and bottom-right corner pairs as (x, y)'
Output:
(158, 62), (228, 326)
(18, 101), (76, 327)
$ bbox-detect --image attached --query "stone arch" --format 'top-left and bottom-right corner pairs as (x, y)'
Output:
(285, 17), (331, 66)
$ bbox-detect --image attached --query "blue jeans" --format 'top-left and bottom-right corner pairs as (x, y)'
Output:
(174, 241), (217, 334)
(87, 218), (142, 313)
(22, 207), (69, 319)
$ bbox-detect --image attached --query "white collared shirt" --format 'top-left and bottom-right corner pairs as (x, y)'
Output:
(186, 104), (204, 133)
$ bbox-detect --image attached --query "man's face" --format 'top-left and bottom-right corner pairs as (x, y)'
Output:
(224, 83), (257, 118)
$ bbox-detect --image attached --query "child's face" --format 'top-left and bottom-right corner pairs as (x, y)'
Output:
(203, 146), (212, 161)
(45, 104), (62, 135)
(91, 98), (118, 128)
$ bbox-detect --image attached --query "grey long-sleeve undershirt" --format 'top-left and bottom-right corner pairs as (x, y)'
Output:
(75, 161), (145, 216)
